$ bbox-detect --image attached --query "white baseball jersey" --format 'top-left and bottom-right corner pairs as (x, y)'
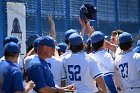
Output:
(89, 49), (114, 76)
(24, 54), (38, 70)
(46, 56), (66, 87)
(24, 54), (38, 93)
(115, 51), (140, 93)
(62, 51), (103, 93)
(60, 50), (72, 57)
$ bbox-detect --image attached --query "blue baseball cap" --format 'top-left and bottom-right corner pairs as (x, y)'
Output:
(58, 43), (68, 52)
(86, 38), (91, 45)
(91, 31), (105, 44)
(68, 33), (83, 46)
(26, 34), (40, 48)
(137, 40), (140, 46)
(33, 37), (41, 52)
(4, 42), (20, 53)
(65, 29), (77, 41)
(38, 36), (55, 48)
(119, 32), (133, 44)
(3, 36), (20, 46)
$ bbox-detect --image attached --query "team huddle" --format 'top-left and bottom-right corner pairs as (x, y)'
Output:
(0, 3), (140, 93)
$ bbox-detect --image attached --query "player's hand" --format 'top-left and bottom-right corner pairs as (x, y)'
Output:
(26, 80), (36, 89)
(64, 83), (76, 90)
(48, 15), (54, 25)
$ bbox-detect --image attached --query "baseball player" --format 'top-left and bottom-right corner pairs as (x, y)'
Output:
(115, 32), (140, 93)
(62, 33), (107, 93)
(60, 29), (78, 57)
(0, 42), (35, 93)
(89, 31), (118, 93)
(0, 36), (24, 70)
(27, 36), (75, 93)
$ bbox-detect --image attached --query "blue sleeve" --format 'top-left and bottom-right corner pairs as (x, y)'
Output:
(30, 64), (47, 90)
(104, 75), (118, 93)
(13, 69), (24, 92)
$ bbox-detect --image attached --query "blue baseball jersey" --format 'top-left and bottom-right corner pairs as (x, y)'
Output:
(0, 60), (24, 93)
(27, 56), (55, 92)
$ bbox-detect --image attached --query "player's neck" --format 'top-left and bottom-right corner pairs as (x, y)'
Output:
(122, 47), (133, 54)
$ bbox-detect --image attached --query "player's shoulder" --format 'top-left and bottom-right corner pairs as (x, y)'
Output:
(28, 56), (40, 67)
(86, 54), (97, 63)
(24, 55), (34, 61)
(133, 51), (140, 60)
(47, 56), (62, 64)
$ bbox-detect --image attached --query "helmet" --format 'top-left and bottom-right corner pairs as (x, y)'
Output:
(80, 4), (97, 21)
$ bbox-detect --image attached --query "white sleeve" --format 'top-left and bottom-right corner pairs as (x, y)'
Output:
(24, 56), (32, 70)
(89, 58), (103, 80)
(135, 54), (140, 73)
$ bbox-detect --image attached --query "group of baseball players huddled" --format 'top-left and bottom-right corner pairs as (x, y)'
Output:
(0, 3), (140, 93)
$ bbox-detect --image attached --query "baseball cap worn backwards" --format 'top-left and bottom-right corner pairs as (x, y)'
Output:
(119, 32), (133, 44)
(4, 42), (20, 53)
(65, 29), (77, 40)
(91, 31), (105, 44)
(38, 36), (55, 48)
(4, 36), (20, 46)
(68, 33), (83, 46)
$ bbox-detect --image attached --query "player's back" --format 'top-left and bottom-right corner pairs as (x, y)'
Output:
(115, 51), (140, 92)
(63, 51), (102, 93)
(89, 49), (114, 76)
(46, 56), (65, 87)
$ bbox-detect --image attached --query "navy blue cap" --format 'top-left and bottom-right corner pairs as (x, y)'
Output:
(119, 32), (133, 44)
(91, 31), (105, 44)
(26, 34), (40, 48)
(33, 37), (41, 52)
(137, 40), (140, 46)
(80, 4), (96, 21)
(38, 36), (55, 48)
(65, 29), (77, 40)
(4, 36), (19, 46)
(86, 38), (91, 45)
(4, 42), (20, 53)
(68, 33), (83, 46)
(58, 43), (68, 52)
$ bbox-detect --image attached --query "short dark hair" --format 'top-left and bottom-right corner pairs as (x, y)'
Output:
(85, 43), (92, 54)
(119, 41), (133, 51)
(70, 43), (84, 53)
(4, 52), (18, 57)
(65, 40), (69, 45)
(111, 31), (118, 36)
(92, 40), (104, 51)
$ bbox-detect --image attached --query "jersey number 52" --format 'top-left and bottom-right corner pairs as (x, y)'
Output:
(68, 65), (81, 81)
